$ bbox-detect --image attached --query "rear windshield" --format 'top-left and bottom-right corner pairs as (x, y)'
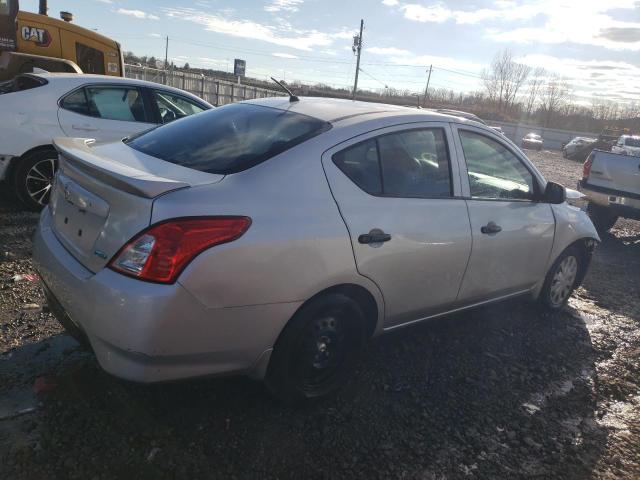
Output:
(0, 75), (47, 94)
(126, 103), (331, 174)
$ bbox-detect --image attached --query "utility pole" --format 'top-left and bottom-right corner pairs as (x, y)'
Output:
(351, 19), (364, 100)
(164, 36), (169, 69)
(423, 64), (432, 107)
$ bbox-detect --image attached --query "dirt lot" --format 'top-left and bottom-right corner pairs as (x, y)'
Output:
(1, 150), (639, 479)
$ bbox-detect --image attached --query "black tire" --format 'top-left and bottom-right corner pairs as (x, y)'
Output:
(587, 203), (618, 235)
(538, 246), (585, 312)
(266, 293), (367, 404)
(13, 150), (58, 211)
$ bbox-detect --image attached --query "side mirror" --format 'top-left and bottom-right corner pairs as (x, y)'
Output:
(542, 181), (566, 204)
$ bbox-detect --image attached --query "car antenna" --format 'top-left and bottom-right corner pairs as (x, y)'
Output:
(270, 77), (299, 102)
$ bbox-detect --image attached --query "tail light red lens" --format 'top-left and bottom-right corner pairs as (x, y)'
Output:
(109, 217), (251, 283)
(582, 154), (593, 179)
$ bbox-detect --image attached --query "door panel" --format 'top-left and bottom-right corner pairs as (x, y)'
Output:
(459, 200), (554, 301)
(323, 123), (472, 327)
(453, 125), (555, 302)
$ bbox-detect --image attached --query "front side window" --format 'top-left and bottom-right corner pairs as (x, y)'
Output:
(332, 128), (452, 198)
(153, 90), (206, 124)
(85, 86), (147, 122)
(625, 137), (640, 147)
(126, 103), (331, 174)
(76, 43), (105, 75)
(459, 130), (535, 201)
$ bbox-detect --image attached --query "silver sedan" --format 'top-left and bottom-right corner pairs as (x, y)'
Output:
(33, 98), (599, 402)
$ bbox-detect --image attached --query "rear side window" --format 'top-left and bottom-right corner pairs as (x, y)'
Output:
(0, 75), (47, 94)
(60, 88), (89, 115)
(333, 139), (382, 194)
(126, 103), (331, 174)
(76, 43), (105, 75)
(85, 86), (147, 122)
(332, 128), (453, 198)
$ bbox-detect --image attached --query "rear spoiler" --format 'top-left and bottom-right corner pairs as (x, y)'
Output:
(53, 137), (189, 198)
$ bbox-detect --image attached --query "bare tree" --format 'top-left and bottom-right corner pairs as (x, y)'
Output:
(524, 67), (546, 117)
(540, 76), (570, 127)
(482, 49), (531, 113)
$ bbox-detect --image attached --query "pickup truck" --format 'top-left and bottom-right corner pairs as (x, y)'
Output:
(611, 135), (640, 157)
(578, 150), (640, 234)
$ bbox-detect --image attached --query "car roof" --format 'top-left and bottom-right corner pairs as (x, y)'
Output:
(28, 73), (213, 106)
(242, 96), (469, 124)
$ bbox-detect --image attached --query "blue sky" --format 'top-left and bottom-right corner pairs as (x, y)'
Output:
(21, 0), (640, 105)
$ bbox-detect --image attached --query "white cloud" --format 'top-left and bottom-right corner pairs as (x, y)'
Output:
(367, 46), (412, 56)
(264, 0), (304, 13)
(162, 7), (353, 51)
(116, 9), (159, 20)
(272, 52), (298, 59)
(96, 0), (113, 4)
(517, 53), (640, 102)
(390, 0), (640, 51)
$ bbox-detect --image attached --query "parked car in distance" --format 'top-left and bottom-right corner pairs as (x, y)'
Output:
(33, 98), (599, 403)
(611, 135), (640, 157)
(0, 73), (212, 210)
(562, 137), (596, 160)
(522, 132), (543, 151)
(579, 149), (640, 234)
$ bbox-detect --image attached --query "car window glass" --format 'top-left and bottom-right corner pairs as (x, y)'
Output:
(75, 43), (105, 75)
(153, 91), (206, 124)
(60, 88), (89, 115)
(378, 129), (451, 197)
(85, 86), (146, 122)
(459, 130), (534, 201)
(126, 103), (330, 174)
(332, 139), (382, 195)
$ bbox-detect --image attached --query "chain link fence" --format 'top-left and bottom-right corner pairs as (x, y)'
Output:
(124, 65), (284, 106)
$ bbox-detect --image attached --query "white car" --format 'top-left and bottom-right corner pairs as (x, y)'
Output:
(0, 73), (212, 209)
(611, 135), (640, 157)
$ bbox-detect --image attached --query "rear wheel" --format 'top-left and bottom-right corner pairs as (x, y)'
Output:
(14, 150), (58, 211)
(266, 293), (367, 404)
(587, 203), (618, 235)
(538, 246), (584, 311)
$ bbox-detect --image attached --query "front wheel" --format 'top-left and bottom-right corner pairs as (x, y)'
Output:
(13, 150), (58, 211)
(538, 247), (584, 311)
(266, 293), (367, 404)
(587, 203), (618, 235)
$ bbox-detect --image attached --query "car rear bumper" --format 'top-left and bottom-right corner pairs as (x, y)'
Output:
(33, 209), (300, 382)
(578, 180), (640, 220)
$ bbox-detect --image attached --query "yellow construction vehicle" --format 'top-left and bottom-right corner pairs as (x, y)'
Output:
(0, 0), (123, 80)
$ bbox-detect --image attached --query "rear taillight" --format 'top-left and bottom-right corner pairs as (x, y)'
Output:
(582, 154), (593, 179)
(109, 217), (251, 283)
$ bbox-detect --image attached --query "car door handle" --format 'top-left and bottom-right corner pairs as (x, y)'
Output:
(72, 124), (99, 131)
(358, 230), (392, 244)
(481, 222), (502, 234)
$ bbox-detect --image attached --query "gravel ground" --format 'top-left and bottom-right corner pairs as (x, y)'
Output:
(0, 150), (639, 479)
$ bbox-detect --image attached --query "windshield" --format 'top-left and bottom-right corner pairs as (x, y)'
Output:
(526, 134), (541, 140)
(126, 103), (331, 174)
(624, 137), (640, 147)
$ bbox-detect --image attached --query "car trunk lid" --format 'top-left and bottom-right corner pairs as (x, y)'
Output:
(50, 138), (224, 273)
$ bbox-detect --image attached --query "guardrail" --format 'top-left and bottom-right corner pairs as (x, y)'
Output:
(124, 65), (284, 106)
